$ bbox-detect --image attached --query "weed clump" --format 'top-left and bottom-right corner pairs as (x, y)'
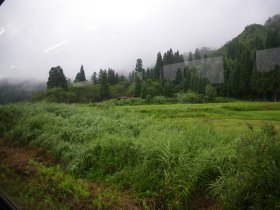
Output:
(212, 123), (280, 209)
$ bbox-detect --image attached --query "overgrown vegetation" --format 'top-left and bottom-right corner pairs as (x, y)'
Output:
(211, 123), (280, 209)
(1, 102), (280, 209)
(0, 156), (131, 210)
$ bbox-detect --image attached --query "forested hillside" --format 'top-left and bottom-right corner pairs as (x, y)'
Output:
(0, 79), (45, 104)
(217, 14), (280, 99)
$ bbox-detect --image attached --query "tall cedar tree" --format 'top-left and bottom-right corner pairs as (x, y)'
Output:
(74, 65), (86, 83)
(47, 66), (68, 90)
(194, 48), (201, 60)
(108, 68), (117, 85)
(99, 69), (110, 99)
(154, 52), (163, 81)
(175, 69), (183, 86)
(163, 81), (175, 97)
(134, 76), (142, 97)
(188, 52), (193, 61)
(135, 59), (143, 72)
(91, 72), (98, 84)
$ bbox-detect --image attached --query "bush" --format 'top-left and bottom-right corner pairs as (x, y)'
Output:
(29, 160), (89, 200)
(176, 91), (204, 103)
(214, 97), (236, 103)
(46, 88), (76, 103)
(0, 104), (24, 135)
(113, 98), (146, 106)
(205, 84), (217, 102)
(212, 124), (280, 209)
(141, 79), (160, 98)
(32, 91), (46, 102)
(96, 100), (116, 109)
(152, 96), (168, 104)
(145, 95), (153, 104)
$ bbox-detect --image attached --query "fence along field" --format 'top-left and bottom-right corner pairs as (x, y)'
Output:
(1, 101), (280, 209)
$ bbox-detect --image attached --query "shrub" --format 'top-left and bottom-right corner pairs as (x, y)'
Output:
(0, 104), (24, 135)
(145, 95), (153, 104)
(114, 98), (146, 106)
(29, 160), (89, 200)
(212, 124), (280, 209)
(96, 100), (116, 109)
(176, 91), (204, 103)
(46, 88), (76, 103)
(32, 91), (46, 102)
(205, 84), (217, 102)
(152, 96), (168, 104)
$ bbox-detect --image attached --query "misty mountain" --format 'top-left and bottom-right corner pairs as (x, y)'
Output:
(0, 79), (46, 104)
(217, 14), (280, 56)
(209, 14), (280, 99)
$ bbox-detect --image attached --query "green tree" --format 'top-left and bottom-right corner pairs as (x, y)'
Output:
(91, 72), (98, 84)
(47, 66), (68, 90)
(194, 48), (201, 60)
(188, 52), (193, 61)
(115, 73), (120, 83)
(163, 81), (175, 97)
(205, 84), (217, 101)
(174, 68), (183, 86)
(110, 83), (128, 98)
(141, 79), (160, 98)
(46, 87), (76, 103)
(266, 29), (280, 48)
(163, 52), (168, 65)
(134, 76), (142, 97)
(154, 52), (163, 81)
(166, 49), (174, 64)
(145, 68), (153, 80)
(99, 69), (109, 100)
(174, 50), (184, 63)
(135, 59), (143, 73)
(107, 68), (116, 85)
(74, 65), (86, 83)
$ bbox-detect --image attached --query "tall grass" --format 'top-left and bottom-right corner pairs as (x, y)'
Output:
(211, 123), (280, 209)
(1, 102), (279, 209)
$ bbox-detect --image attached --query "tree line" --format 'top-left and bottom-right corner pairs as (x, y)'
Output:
(37, 14), (280, 103)
(41, 47), (214, 103)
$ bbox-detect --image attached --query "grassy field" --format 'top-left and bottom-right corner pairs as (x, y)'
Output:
(1, 101), (280, 209)
(115, 102), (280, 134)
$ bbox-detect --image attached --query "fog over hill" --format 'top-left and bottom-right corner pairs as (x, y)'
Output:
(0, 78), (46, 104)
(0, 0), (279, 80)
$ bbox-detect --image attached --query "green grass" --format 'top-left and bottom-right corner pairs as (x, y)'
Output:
(1, 101), (280, 209)
(115, 101), (280, 135)
(0, 160), (89, 210)
(115, 101), (280, 120)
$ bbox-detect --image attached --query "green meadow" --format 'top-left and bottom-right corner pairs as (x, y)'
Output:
(115, 102), (280, 133)
(1, 101), (280, 209)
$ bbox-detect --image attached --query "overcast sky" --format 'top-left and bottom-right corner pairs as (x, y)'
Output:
(0, 0), (279, 81)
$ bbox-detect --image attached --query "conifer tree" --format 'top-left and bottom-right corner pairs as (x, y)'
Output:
(47, 66), (68, 90)
(74, 65), (86, 82)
